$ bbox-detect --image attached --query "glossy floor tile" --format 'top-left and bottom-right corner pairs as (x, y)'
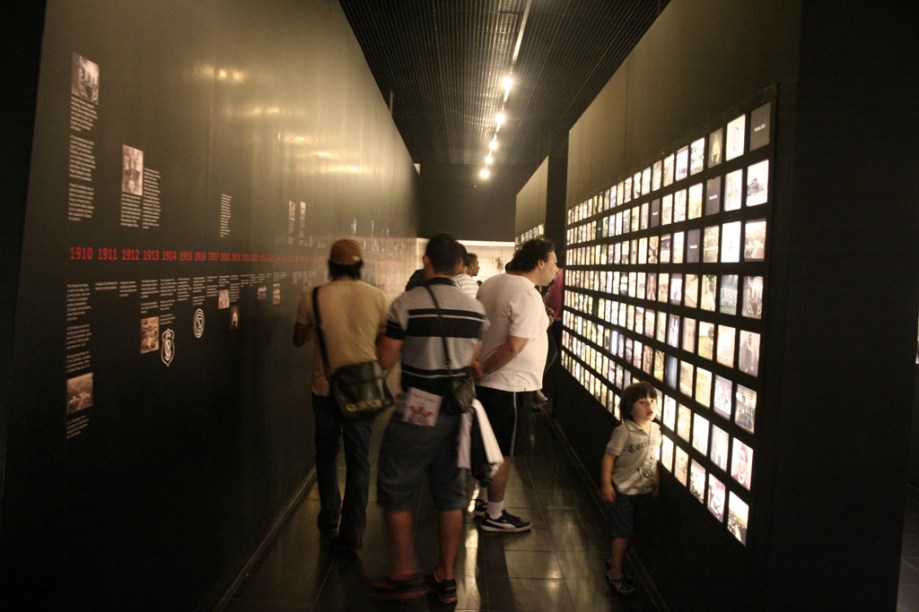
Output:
(225, 405), (656, 611)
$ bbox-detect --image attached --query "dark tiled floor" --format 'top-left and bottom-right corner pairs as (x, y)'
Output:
(901, 485), (919, 612)
(225, 406), (656, 611)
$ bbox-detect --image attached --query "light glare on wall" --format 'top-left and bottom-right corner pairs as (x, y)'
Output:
(479, 168), (491, 180)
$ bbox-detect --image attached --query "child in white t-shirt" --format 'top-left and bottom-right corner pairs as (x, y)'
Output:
(600, 381), (661, 595)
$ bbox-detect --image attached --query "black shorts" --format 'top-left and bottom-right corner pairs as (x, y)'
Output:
(606, 491), (652, 539)
(475, 386), (534, 457)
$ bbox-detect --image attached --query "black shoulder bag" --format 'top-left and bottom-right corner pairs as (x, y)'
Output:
(313, 286), (393, 420)
(423, 285), (476, 415)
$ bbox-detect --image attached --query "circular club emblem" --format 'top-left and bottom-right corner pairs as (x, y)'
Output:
(161, 329), (175, 367)
(193, 309), (205, 338)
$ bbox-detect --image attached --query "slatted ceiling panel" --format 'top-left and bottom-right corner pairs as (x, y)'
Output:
(339, 0), (666, 174)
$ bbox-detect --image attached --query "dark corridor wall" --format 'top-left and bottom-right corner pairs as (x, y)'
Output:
(419, 162), (532, 241)
(0, 0), (418, 606)
(560, 0), (917, 610)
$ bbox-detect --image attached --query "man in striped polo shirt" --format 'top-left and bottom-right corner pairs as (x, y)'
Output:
(373, 234), (487, 604)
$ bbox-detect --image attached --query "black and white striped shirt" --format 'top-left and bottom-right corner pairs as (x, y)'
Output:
(385, 277), (487, 395)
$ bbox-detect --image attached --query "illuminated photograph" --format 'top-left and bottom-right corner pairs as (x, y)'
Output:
(726, 114), (746, 161)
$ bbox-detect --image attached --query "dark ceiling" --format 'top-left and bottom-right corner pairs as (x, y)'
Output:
(339, 0), (668, 190)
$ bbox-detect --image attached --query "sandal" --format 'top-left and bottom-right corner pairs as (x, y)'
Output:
(607, 574), (635, 595)
(371, 573), (426, 600)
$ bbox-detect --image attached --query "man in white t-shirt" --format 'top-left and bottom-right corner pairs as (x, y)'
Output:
(452, 251), (479, 298)
(471, 239), (558, 532)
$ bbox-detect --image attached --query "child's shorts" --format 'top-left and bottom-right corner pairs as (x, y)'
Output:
(606, 491), (652, 539)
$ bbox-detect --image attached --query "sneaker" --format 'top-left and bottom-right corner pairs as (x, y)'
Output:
(424, 570), (458, 605)
(371, 573), (426, 600)
(479, 510), (531, 533)
(607, 574), (635, 595)
(473, 499), (487, 517)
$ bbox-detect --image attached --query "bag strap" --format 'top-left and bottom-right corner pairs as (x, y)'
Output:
(423, 285), (454, 369)
(312, 286), (333, 377)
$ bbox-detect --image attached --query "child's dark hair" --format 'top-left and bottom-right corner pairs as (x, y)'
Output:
(619, 381), (657, 421)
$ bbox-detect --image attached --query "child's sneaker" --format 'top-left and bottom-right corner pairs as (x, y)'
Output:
(607, 573), (635, 595)
(424, 570), (458, 604)
(473, 498), (487, 517)
(480, 510), (531, 532)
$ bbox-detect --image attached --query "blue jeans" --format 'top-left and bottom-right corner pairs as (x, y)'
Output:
(313, 394), (373, 538)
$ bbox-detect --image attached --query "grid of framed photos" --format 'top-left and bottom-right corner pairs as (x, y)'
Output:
(516, 223), (545, 246)
(560, 99), (773, 546)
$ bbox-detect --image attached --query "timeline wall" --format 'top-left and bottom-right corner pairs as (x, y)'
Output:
(0, 0), (418, 606)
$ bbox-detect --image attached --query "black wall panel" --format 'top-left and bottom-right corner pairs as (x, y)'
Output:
(561, 0), (918, 609)
(1, 0), (418, 606)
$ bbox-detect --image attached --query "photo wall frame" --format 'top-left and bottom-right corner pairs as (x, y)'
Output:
(560, 97), (774, 547)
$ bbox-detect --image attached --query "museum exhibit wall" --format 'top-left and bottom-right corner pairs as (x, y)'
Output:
(418, 162), (531, 242)
(514, 152), (567, 262)
(0, 0), (419, 606)
(560, 0), (918, 609)
(515, 156), (548, 242)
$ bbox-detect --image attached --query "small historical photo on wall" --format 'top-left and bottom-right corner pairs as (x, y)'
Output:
(71, 53), (100, 104)
(689, 183), (704, 219)
(738, 330), (761, 376)
(731, 440), (754, 490)
(675, 446), (689, 486)
(735, 384), (757, 433)
(695, 368), (712, 408)
(141, 315), (160, 354)
(698, 321), (715, 361)
(690, 137), (706, 175)
(700, 275), (718, 311)
(744, 220), (767, 261)
(661, 436), (674, 473)
(742, 276), (764, 319)
(67, 372), (94, 414)
(726, 113), (746, 161)
(710, 424), (729, 471)
(675, 146), (690, 182)
(708, 475), (727, 522)
(679, 361), (695, 397)
(724, 169), (743, 211)
(716, 324), (736, 368)
(721, 221), (742, 263)
(678, 403), (692, 442)
(661, 194), (673, 226)
(663, 154), (675, 187)
(122, 145), (144, 196)
(727, 492), (749, 545)
(690, 460), (706, 503)
(682, 318), (697, 354)
(684, 274), (699, 309)
(708, 127), (724, 167)
(746, 160), (769, 206)
(713, 375), (733, 420)
(673, 190), (687, 223)
(720, 274), (739, 315)
(663, 395), (677, 431)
